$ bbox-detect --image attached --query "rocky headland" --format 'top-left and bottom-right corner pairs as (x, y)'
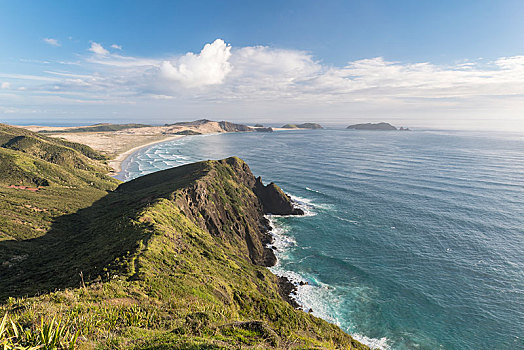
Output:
(21, 119), (278, 175)
(0, 124), (368, 349)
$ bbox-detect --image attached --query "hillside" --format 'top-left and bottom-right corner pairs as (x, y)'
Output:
(0, 125), (368, 349)
(22, 120), (260, 162)
(0, 124), (120, 242)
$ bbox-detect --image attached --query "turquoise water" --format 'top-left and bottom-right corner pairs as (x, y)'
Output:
(119, 129), (524, 350)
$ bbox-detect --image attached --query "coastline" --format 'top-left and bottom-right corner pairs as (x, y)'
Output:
(94, 128), (384, 349)
(108, 135), (184, 177)
(111, 132), (312, 315)
(111, 132), (316, 313)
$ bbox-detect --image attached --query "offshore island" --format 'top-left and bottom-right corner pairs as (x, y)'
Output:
(346, 122), (409, 131)
(0, 122), (368, 349)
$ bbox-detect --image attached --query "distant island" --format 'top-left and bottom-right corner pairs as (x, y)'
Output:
(281, 123), (323, 129)
(347, 122), (410, 131)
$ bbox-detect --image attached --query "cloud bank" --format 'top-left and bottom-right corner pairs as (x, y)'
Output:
(1, 39), (524, 130)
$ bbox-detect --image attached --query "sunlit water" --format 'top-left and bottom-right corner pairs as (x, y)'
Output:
(118, 129), (524, 350)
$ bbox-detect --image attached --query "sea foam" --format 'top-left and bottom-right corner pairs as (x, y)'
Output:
(266, 214), (390, 350)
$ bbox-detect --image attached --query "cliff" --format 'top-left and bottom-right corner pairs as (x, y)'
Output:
(218, 120), (253, 132)
(0, 126), (368, 350)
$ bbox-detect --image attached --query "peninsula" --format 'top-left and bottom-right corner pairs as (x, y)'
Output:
(0, 124), (368, 349)
(23, 119), (273, 175)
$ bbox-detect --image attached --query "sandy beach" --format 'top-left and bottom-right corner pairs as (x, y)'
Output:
(22, 120), (259, 177)
(107, 135), (184, 176)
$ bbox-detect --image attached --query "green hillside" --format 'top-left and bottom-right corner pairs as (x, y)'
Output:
(0, 125), (120, 243)
(0, 125), (368, 349)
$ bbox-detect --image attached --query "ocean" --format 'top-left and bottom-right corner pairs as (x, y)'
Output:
(118, 129), (524, 350)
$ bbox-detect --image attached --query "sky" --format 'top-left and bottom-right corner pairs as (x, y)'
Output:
(0, 0), (523, 130)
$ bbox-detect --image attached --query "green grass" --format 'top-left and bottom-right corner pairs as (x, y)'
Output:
(0, 125), (119, 243)
(0, 125), (369, 349)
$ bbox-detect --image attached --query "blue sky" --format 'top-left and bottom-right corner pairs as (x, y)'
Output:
(1, 0), (523, 129)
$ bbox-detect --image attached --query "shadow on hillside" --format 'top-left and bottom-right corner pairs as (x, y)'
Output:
(0, 162), (209, 301)
(0, 188), (151, 301)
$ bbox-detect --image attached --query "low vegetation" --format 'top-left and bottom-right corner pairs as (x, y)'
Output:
(0, 125), (368, 349)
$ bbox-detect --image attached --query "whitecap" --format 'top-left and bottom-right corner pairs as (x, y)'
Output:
(266, 215), (390, 350)
(333, 215), (360, 225)
(289, 194), (333, 212)
(353, 334), (390, 350)
(287, 195), (316, 216)
(305, 186), (324, 194)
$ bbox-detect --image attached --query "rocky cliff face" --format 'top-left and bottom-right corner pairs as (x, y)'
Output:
(118, 157), (302, 267)
(0, 154), (369, 349)
(253, 177), (304, 215)
(218, 121), (252, 132)
(170, 158), (282, 267)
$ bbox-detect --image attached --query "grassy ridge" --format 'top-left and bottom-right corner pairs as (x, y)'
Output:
(0, 126), (369, 349)
(0, 125), (119, 244)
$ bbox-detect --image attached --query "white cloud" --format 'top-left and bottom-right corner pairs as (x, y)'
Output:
(159, 39), (232, 87)
(1, 82), (10, 89)
(3, 38), (524, 130)
(111, 44), (122, 50)
(89, 42), (109, 55)
(43, 38), (60, 47)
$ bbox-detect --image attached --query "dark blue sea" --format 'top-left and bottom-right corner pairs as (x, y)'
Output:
(119, 129), (524, 350)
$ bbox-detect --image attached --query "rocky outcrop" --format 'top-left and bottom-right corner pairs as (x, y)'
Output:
(253, 177), (304, 215)
(218, 121), (252, 132)
(254, 127), (274, 132)
(174, 130), (202, 135)
(119, 157), (302, 267)
(347, 122), (397, 130)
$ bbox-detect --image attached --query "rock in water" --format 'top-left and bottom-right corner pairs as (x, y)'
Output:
(253, 176), (304, 215)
